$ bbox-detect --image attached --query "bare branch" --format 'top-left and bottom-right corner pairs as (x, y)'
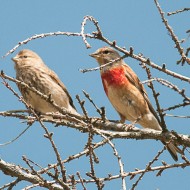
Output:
(131, 146), (166, 189)
(154, 0), (188, 65)
(3, 32), (94, 58)
(167, 8), (190, 16)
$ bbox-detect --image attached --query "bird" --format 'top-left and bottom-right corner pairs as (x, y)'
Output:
(12, 49), (78, 116)
(90, 46), (182, 161)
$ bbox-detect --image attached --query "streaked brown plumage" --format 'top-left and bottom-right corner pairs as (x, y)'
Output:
(12, 49), (78, 115)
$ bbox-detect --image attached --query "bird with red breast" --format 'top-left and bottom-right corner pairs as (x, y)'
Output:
(90, 46), (182, 161)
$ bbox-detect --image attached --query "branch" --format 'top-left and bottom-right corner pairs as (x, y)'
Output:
(167, 8), (190, 16)
(75, 161), (190, 184)
(3, 32), (94, 57)
(0, 159), (63, 190)
(154, 0), (189, 65)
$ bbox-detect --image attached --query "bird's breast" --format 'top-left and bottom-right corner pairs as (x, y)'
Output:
(101, 67), (128, 95)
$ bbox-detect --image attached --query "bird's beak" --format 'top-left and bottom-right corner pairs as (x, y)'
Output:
(11, 56), (19, 63)
(89, 52), (99, 58)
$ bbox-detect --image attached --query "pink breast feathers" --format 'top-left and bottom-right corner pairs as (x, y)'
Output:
(101, 67), (128, 95)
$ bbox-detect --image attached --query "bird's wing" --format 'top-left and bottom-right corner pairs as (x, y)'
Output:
(48, 69), (77, 110)
(123, 64), (161, 124)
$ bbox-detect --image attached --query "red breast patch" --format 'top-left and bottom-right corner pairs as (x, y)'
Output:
(101, 67), (128, 95)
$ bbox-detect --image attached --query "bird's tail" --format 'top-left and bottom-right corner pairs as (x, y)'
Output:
(162, 141), (183, 161)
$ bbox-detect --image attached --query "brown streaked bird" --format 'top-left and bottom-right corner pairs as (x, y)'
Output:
(90, 46), (182, 161)
(12, 49), (78, 116)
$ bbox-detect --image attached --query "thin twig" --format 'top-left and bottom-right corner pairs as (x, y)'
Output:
(167, 8), (190, 16)
(76, 172), (87, 190)
(0, 124), (32, 146)
(3, 32), (94, 57)
(141, 63), (167, 131)
(80, 54), (127, 73)
(81, 16), (103, 49)
(166, 114), (190, 119)
(82, 90), (102, 116)
(162, 102), (190, 112)
(131, 146), (166, 190)
(96, 132), (126, 190)
(0, 178), (21, 190)
(76, 95), (89, 120)
(142, 78), (190, 102)
(154, 0), (188, 65)
(86, 124), (104, 190)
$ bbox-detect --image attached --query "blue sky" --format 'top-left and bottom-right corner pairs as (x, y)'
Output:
(0, 1), (190, 189)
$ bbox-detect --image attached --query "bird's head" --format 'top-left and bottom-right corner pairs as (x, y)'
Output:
(89, 47), (121, 66)
(12, 49), (44, 68)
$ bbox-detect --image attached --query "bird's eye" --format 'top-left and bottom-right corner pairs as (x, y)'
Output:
(104, 50), (109, 54)
(23, 55), (28, 58)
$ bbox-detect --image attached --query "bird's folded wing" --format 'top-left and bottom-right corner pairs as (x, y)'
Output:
(48, 69), (76, 110)
(123, 64), (161, 125)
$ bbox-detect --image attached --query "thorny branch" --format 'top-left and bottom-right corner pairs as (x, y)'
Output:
(3, 17), (190, 82)
(86, 125), (104, 190)
(154, 0), (190, 65)
(1, 71), (190, 145)
(3, 32), (94, 58)
(167, 8), (190, 16)
(97, 132), (126, 190)
(1, 72), (190, 189)
(81, 37), (190, 83)
(1, 70), (190, 189)
(131, 146), (166, 190)
(141, 63), (167, 132)
(142, 78), (190, 102)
